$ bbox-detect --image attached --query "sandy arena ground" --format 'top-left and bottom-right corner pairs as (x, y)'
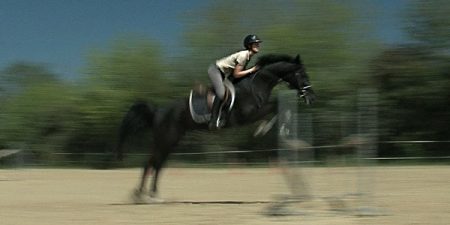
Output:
(1, 166), (449, 225)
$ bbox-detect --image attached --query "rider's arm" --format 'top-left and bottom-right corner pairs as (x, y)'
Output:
(232, 65), (258, 78)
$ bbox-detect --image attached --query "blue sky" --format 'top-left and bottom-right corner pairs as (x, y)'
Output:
(1, 0), (206, 79)
(1, 0), (410, 80)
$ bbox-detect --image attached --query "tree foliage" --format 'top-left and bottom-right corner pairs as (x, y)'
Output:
(406, 0), (450, 51)
(370, 0), (450, 157)
(84, 37), (173, 101)
(371, 45), (449, 157)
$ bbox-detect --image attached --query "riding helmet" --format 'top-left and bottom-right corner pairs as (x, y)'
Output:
(243, 35), (262, 49)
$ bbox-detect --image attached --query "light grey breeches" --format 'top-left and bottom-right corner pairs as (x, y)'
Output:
(208, 64), (225, 100)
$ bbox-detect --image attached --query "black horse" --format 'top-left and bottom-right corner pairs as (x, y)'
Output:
(116, 53), (315, 201)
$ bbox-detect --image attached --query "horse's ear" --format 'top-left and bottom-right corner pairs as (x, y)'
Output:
(294, 54), (300, 63)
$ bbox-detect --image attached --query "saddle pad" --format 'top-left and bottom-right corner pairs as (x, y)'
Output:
(189, 90), (211, 124)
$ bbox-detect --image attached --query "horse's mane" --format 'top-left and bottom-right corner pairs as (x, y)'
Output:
(255, 54), (296, 67)
(232, 53), (301, 84)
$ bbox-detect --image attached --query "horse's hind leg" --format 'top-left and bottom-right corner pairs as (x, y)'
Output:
(131, 161), (153, 203)
(149, 166), (161, 198)
(133, 155), (164, 203)
(138, 161), (152, 193)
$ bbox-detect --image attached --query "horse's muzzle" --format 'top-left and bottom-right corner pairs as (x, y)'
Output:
(299, 86), (315, 105)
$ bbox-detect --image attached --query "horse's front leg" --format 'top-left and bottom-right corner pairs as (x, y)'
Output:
(247, 103), (278, 136)
(254, 114), (278, 137)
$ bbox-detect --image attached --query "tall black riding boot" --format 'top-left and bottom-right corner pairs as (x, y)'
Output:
(208, 97), (222, 130)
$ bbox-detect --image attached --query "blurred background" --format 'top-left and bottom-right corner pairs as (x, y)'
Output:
(0, 0), (448, 168)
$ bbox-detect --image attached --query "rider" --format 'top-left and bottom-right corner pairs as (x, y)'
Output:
(207, 34), (262, 130)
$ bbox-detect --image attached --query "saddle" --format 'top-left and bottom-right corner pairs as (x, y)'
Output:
(189, 79), (236, 124)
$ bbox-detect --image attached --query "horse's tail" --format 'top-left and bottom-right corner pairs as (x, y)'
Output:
(115, 100), (156, 161)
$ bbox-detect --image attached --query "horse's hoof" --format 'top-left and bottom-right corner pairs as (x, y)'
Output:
(131, 189), (165, 204)
(148, 196), (165, 204)
(147, 192), (165, 204)
(131, 189), (148, 204)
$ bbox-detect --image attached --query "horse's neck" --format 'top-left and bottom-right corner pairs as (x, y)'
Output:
(235, 71), (278, 106)
(252, 70), (279, 92)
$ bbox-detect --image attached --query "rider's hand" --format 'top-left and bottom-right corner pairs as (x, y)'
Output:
(251, 66), (259, 73)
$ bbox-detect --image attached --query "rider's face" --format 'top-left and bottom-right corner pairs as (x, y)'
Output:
(251, 42), (260, 53)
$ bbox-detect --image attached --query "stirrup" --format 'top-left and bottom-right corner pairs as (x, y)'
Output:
(216, 116), (226, 128)
(208, 98), (221, 129)
(215, 103), (227, 128)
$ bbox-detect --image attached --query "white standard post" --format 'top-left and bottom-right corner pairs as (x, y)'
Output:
(264, 90), (314, 216)
(354, 88), (386, 216)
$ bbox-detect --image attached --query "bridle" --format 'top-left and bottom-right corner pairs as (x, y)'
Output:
(248, 62), (313, 107)
(280, 67), (313, 104)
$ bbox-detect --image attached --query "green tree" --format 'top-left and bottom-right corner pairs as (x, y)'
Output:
(0, 63), (80, 164)
(406, 0), (450, 51)
(371, 46), (449, 157)
(83, 37), (176, 102)
(57, 36), (198, 167)
(370, 0), (450, 157)
(0, 62), (58, 94)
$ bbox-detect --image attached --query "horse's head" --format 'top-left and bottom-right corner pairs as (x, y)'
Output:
(278, 54), (316, 105)
(254, 53), (316, 105)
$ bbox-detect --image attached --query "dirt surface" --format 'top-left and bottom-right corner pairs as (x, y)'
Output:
(1, 166), (449, 225)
